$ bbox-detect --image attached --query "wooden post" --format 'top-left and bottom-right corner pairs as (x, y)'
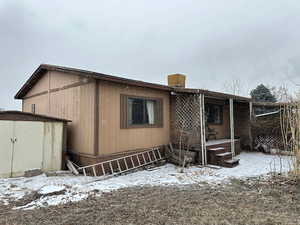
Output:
(230, 98), (235, 156)
(202, 94), (207, 165)
(48, 71), (51, 114)
(199, 94), (207, 165)
(199, 94), (205, 165)
(249, 102), (253, 150)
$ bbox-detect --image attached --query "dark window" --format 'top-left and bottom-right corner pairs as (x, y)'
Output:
(31, 104), (36, 114)
(205, 104), (223, 124)
(121, 95), (163, 128)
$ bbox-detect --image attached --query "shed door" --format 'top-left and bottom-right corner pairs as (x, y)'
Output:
(0, 121), (14, 178)
(11, 121), (44, 176)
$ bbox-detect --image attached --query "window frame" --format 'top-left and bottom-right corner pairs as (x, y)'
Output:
(120, 94), (163, 129)
(205, 103), (223, 125)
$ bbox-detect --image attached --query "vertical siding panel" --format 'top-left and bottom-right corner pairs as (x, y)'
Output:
(205, 99), (230, 139)
(99, 81), (170, 156)
(23, 72), (96, 156)
(25, 73), (49, 97)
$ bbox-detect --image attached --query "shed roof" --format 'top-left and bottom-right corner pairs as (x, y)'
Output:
(15, 64), (251, 102)
(0, 111), (71, 122)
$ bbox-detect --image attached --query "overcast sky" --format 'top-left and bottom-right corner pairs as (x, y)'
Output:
(1, 0), (300, 109)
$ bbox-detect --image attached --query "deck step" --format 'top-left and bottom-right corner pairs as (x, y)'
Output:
(207, 147), (229, 155)
(225, 158), (239, 164)
(208, 147), (225, 151)
(222, 158), (240, 168)
(216, 152), (232, 157)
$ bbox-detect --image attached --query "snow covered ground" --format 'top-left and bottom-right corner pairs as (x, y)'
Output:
(0, 152), (293, 210)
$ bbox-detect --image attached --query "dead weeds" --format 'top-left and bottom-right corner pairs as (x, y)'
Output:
(0, 175), (299, 225)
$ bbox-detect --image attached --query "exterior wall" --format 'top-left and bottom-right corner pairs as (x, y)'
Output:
(42, 122), (64, 171)
(205, 98), (230, 140)
(22, 71), (95, 156)
(23, 94), (48, 114)
(0, 120), (63, 178)
(21, 70), (170, 164)
(98, 81), (170, 156)
(26, 73), (49, 97)
(49, 71), (81, 89)
(234, 103), (251, 149)
(0, 121), (14, 178)
(49, 81), (95, 155)
(205, 98), (251, 148)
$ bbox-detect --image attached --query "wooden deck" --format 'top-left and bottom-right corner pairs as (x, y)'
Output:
(206, 139), (239, 147)
(191, 139), (241, 168)
(206, 139), (240, 167)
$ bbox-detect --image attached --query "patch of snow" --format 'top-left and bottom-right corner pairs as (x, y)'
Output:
(0, 152), (293, 210)
(14, 191), (89, 210)
(38, 185), (65, 195)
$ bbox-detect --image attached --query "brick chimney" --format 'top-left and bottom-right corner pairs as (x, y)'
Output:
(167, 74), (186, 88)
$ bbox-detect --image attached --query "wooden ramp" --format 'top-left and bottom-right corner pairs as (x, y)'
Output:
(74, 148), (164, 177)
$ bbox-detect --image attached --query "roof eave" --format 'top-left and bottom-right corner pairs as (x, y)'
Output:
(15, 64), (251, 102)
(15, 65), (47, 99)
(172, 88), (251, 102)
(15, 64), (172, 99)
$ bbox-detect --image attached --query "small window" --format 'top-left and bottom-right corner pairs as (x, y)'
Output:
(31, 104), (36, 114)
(121, 95), (163, 128)
(205, 104), (223, 124)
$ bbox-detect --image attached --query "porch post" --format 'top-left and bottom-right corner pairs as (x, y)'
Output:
(199, 94), (207, 165)
(230, 98), (235, 156)
(202, 94), (207, 165)
(249, 102), (253, 150)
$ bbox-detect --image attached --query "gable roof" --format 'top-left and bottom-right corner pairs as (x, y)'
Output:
(15, 64), (251, 102)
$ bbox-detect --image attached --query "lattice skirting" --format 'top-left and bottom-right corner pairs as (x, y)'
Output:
(254, 135), (285, 150)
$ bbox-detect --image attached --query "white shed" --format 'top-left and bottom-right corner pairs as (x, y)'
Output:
(0, 111), (70, 178)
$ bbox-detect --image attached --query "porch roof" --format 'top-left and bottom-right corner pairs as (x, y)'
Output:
(172, 88), (251, 102)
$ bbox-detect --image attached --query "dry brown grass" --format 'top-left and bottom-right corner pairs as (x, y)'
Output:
(1, 176), (299, 225)
(281, 103), (300, 177)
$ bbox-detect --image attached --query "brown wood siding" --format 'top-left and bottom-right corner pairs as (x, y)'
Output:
(23, 95), (48, 114)
(205, 98), (250, 146)
(234, 103), (251, 148)
(22, 71), (96, 156)
(205, 98), (230, 139)
(98, 81), (170, 156)
(49, 83), (95, 155)
(25, 72), (49, 97)
(49, 71), (81, 89)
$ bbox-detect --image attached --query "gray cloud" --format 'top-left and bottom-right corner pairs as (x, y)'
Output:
(1, 0), (300, 109)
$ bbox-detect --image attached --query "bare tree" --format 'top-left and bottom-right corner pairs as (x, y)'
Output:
(295, 89), (300, 101)
(223, 79), (242, 96)
(269, 85), (292, 103)
(280, 102), (300, 177)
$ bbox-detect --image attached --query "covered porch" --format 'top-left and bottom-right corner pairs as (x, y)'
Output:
(170, 90), (252, 167)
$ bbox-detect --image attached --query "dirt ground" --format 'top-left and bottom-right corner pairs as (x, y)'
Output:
(1, 176), (300, 225)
